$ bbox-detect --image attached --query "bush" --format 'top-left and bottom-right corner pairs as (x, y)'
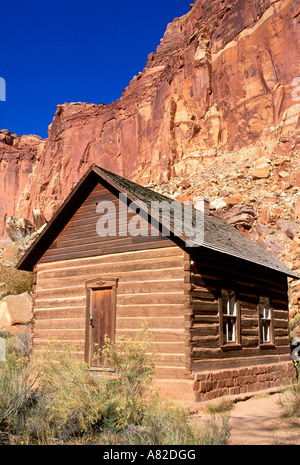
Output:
(0, 339), (37, 436)
(0, 328), (231, 445)
(277, 381), (300, 418)
(97, 323), (157, 432)
(122, 400), (231, 446)
(0, 263), (32, 298)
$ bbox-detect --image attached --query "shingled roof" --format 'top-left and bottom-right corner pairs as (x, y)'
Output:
(17, 164), (299, 279)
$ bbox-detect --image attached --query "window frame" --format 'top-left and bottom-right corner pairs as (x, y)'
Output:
(84, 277), (118, 370)
(219, 288), (241, 350)
(258, 295), (275, 348)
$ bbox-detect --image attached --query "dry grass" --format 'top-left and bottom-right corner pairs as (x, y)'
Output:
(203, 398), (234, 415)
(0, 328), (231, 445)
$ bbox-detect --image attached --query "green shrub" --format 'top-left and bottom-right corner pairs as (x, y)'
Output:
(0, 263), (32, 298)
(277, 383), (300, 418)
(0, 341), (37, 435)
(97, 323), (157, 431)
(122, 400), (231, 446)
(0, 327), (231, 445)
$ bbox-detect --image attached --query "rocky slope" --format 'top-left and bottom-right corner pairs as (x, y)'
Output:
(1, 0), (300, 317)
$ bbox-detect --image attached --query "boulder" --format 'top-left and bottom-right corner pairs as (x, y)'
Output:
(257, 239), (284, 257)
(6, 216), (34, 242)
(276, 220), (300, 240)
(32, 209), (47, 230)
(252, 168), (270, 179)
(249, 223), (270, 241)
(215, 205), (256, 230)
(0, 292), (33, 334)
(210, 198), (227, 210)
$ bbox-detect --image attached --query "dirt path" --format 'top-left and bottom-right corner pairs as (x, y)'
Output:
(191, 392), (300, 445)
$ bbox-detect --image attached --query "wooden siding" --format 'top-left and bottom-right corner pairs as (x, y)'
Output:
(39, 183), (173, 264)
(188, 248), (291, 373)
(33, 247), (191, 379)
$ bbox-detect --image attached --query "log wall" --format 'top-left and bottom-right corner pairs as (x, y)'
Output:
(38, 183), (173, 264)
(33, 246), (192, 380)
(188, 249), (296, 400)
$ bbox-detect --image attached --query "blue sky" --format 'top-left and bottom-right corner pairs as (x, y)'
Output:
(0, 1), (191, 139)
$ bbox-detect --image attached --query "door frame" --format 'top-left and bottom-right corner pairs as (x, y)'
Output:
(84, 277), (118, 369)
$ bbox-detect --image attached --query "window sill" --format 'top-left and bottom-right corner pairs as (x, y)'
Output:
(220, 343), (242, 351)
(259, 343), (275, 350)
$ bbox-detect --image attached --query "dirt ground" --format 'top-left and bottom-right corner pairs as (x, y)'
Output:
(191, 391), (300, 445)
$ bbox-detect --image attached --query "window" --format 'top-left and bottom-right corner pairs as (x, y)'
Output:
(219, 289), (241, 347)
(259, 296), (274, 346)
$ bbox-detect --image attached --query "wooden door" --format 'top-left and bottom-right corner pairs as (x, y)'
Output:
(89, 287), (114, 368)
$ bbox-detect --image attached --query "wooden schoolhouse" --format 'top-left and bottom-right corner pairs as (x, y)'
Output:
(17, 164), (298, 402)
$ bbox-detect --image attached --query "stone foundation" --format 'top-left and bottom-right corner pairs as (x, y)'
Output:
(193, 361), (297, 402)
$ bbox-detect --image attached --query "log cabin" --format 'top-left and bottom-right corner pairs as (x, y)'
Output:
(17, 164), (299, 402)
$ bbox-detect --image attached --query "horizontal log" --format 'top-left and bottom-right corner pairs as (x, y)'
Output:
(273, 318), (290, 328)
(241, 328), (259, 337)
(33, 328), (186, 344)
(240, 302), (258, 311)
(240, 319), (259, 329)
(192, 315), (219, 325)
(190, 324), (219, 337)
(34, 297), (86, 310)
(34, 307), (86, 319)
(116, 329), (186, 343)
(192, 302), (219, 313)
(35, 286), (85, 299)
(33, 338), (85, 349)
(191, 345), (291, 361)
(32, 338), (187, 355)
(34, 329), (85, 341)
(38, 257), (184, 280)
(35, 318), (85, 330)
(240, 337), (259, 348)
(36, 246), (184, 271)
(190, 335), (219, 348)
(35, 280), (185, 298)
(273, 310), (289, 320)
(34, 292), (185, 309)
(37, 269), (185, 289)
(50, 222), (153, 251)
(41, 236), (174, 262)
(33, 304), (186, 320)
(191, 353), (293, 372)
(274, 336), (291, 346)
(191, 288), (217, 301)
(154, 366), (192, 380)
(117, 293), (185, 306)
(115, 317), (185, 331)
(40, 239), (174, 263)
(274, 328), (289, 337)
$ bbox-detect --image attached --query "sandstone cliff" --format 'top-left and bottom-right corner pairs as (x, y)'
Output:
(1, 0), (299, 236)
(1, 0), (300, 317)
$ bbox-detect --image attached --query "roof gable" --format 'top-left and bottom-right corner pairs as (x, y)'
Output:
(17, 164), (299, 279)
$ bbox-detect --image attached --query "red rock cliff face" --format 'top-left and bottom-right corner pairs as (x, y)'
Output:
(1, 0), (300, 234)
